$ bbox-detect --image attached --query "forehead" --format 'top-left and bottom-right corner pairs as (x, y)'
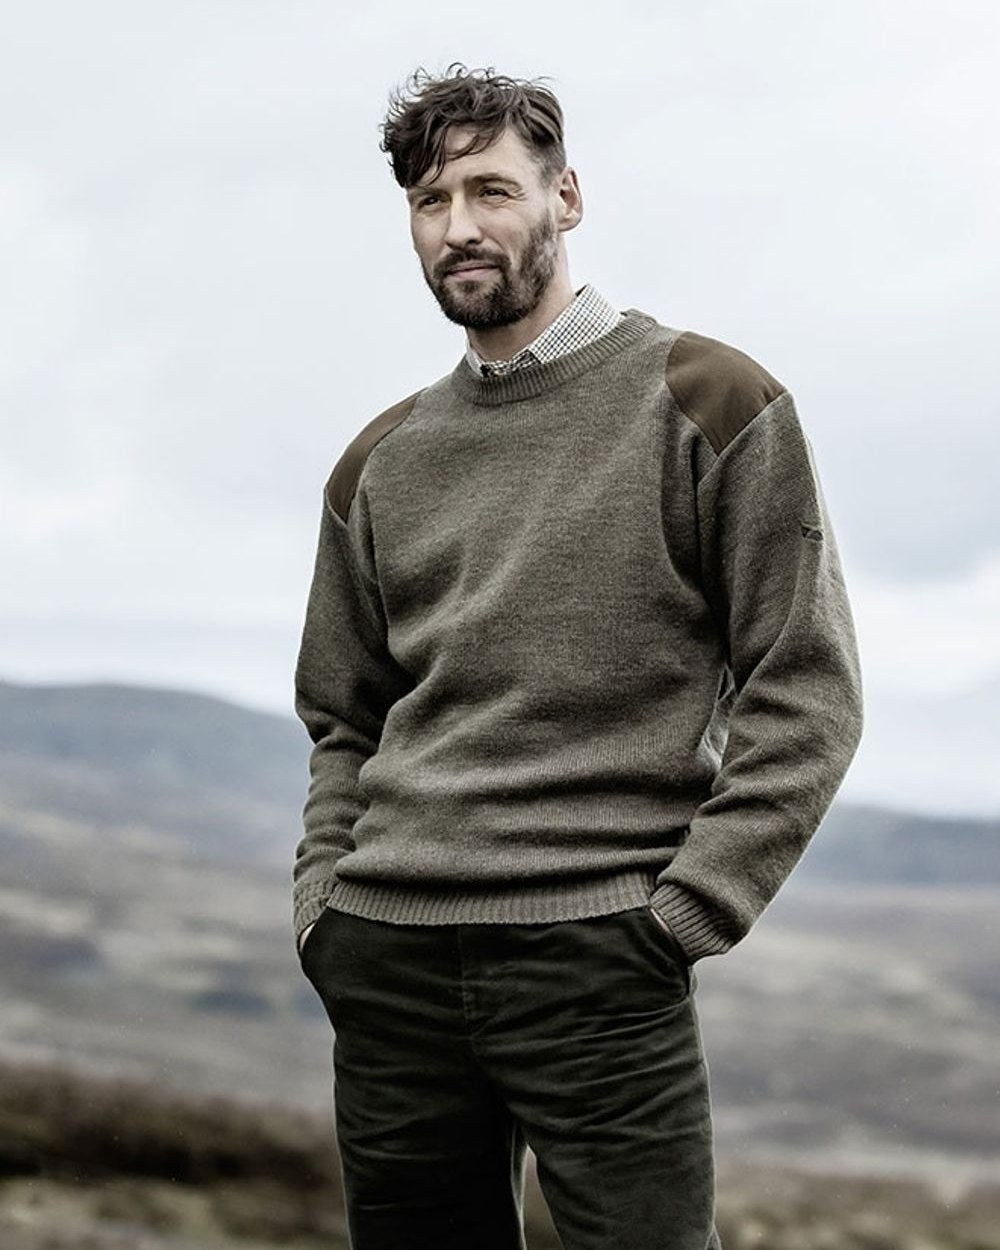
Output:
(420, 125), (540, 188)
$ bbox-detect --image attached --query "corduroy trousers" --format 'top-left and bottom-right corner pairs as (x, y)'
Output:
(300, 904), (721, 1250)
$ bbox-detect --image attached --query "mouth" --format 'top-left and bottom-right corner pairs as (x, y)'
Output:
(445, 263), (498, 280)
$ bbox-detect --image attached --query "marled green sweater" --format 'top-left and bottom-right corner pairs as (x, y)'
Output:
(293, 311), (863, 962)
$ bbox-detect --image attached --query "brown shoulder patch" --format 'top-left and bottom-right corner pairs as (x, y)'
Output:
(326, 390), (423, 521)
(665, 331), (785, 455)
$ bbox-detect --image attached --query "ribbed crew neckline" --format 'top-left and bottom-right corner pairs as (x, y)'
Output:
(450, 310), (657, 407)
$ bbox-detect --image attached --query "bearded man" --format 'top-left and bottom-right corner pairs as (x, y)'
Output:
(292, 64), (863, 1250)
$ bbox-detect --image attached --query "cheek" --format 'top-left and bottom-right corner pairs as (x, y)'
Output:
(410, 223), (440, 266)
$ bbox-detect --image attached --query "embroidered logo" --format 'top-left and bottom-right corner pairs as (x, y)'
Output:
(801, 523), (824, 542)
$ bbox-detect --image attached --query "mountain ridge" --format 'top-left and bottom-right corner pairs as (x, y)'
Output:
(2, 676), (998, 884)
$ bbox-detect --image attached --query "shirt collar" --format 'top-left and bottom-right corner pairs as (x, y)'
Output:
(464, 285), (622, 379)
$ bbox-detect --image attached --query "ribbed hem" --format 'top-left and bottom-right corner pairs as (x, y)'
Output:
(327, 869), (659, 926)
(449, 311), (658, 407)
(649, 882), (735, 963)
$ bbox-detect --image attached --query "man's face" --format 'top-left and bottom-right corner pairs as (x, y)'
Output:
(406, 126), (564, 331)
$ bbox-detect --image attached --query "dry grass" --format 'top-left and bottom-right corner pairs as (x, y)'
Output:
(2, 1059), (999, 1249)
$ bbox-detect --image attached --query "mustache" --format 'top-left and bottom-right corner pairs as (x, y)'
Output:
(433, 249), (509, 283)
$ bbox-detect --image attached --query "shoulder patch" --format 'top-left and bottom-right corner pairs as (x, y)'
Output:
(665, 331), (786, 455)
(326, 390), (423, 521)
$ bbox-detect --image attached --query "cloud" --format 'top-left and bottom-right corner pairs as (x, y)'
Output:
(851, 553), (1000, 697)
(2, 0), (999, 813)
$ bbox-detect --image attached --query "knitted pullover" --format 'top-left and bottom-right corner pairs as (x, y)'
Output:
(293, 311), (863, 963)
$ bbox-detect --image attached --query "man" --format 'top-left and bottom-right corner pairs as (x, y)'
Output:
(293, 65), (863, 1250)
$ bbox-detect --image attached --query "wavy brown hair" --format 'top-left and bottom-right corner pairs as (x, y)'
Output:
(380, 64), (566, 189)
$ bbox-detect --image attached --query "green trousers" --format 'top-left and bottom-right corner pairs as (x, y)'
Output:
(301, 904), (722, 1249)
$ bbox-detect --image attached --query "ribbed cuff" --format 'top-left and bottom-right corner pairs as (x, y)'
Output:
(293, 882), (337, 947)
(648, 882), (736, 963)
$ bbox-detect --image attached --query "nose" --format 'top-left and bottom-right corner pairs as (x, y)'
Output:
(443, 195), (483, 250)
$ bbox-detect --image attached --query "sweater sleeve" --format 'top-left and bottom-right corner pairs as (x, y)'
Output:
(649, 388), (864, 962)
(292, 481), (411, 944)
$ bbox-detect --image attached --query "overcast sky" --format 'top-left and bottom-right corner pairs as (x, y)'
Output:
(3, 1), (999, 815)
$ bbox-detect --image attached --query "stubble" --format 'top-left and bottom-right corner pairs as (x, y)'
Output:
(423, 214), (559, 330)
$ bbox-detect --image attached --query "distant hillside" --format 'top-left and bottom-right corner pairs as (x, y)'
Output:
(2, 678), (999, 1182)
(1, 677), (997, 884)
(0, 679), (304, 804)
(798, 801), (1000, 886)
(0, 679), (307, 866)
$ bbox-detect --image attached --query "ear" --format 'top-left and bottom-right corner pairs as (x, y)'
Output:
(553, 166), (583, 233)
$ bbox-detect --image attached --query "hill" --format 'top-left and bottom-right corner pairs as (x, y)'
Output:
(2, 1058), (998, 1250)
(2, 677), (998, 883)
(1, 677), (998, 1185)
(0, 679), (305, 867)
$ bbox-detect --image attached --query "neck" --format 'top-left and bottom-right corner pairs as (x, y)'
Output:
(466, 270), (576, 363)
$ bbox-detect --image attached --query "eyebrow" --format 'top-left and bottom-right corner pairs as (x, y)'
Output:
(407, 173), (523, 197)
(467, 173), (521, 188)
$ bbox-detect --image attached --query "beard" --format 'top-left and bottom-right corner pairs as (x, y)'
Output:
(422, 214), (559, 330)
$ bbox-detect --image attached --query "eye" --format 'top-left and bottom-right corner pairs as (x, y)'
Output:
(480, 186), (509, 199)
(414, 194), (441, 210)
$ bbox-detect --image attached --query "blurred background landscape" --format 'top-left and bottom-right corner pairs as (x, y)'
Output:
(3, 0), (999, 1245)
(1, 680), (998, 1247)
